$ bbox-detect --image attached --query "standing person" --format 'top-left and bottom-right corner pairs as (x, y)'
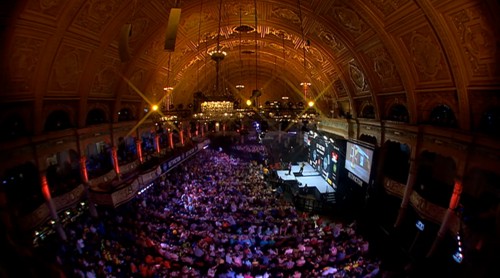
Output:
(287, 161), (292, 175)
(298, 162), (305, 174)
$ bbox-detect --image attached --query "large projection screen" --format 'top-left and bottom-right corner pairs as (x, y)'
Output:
(345, 142), (374, 184)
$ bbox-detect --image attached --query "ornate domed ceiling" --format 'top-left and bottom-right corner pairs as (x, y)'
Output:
(0, 0), (499, 130)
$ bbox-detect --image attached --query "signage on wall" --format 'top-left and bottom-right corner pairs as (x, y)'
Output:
(348, 171), (363, 186)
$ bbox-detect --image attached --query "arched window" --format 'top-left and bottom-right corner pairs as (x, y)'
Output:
(387, 104), (409, 123)
(1, 114), (27, 140)
(360, 105), (375, 119)
(86, 108), (107, 126)
(479, 107), (500, 136)
(429, 105), (457, 128)
(118, 108), (134, 122)
(44, 110), (72, 131)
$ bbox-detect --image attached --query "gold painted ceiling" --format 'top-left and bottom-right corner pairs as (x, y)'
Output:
(0, 0), (499, 130)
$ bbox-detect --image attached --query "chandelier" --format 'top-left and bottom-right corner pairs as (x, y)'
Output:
(195, 0), (235, 121)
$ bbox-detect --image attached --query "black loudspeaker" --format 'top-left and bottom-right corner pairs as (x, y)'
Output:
(119, 24), (132, 62)
(164, 8), (181, 52)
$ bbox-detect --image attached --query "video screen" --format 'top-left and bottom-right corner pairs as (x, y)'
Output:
(345, 141), (374, 184)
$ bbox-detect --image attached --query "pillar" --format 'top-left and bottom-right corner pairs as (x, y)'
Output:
(135, 140), (143, 163)
(80, 156), (89, 184)
(180, 129), (184, 146)
(155, 134), (160, 154)
(79, 156), (98, 218)
(169, 132), (174, 149)
(223, 123), (226, 135)
(40, 173), (67, 241)
(394, 147), (418, 228)
(278, 122), (282, 143)
(427, 179), (463, 257)
(111, 146), (121, 177)
(201, 124), (205, 137)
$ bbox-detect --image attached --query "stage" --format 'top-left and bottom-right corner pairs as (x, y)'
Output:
(296, 176), (333, 194)
(275, 162), (334, 194)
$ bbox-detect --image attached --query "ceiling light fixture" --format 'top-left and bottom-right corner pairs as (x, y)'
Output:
(196, 0), (235, 121)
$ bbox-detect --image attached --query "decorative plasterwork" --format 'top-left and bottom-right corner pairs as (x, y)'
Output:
(400, 28), (451, 84)
(449, 5), (499, 80)
(369, 0), (410, 18)
(150, 74), (168, 102)
(312, 23), (346, 53)
(334, 79), (348, 98)
(365, 45), (403, 89)
(269, 29), (293, 41)
(48, 44), (90, 93)
(142, 37), (164, 62)
(26, 0), (66, 18)
(126, 68), (146, 97)
(8, 35), (45, 93)
(409, 191), (447, 225)
(73, 0), (122, 34)
(422, 134), (468, 153)
(411, 33), (442, 78)
(271, 7), (300, 25)
(128, 16), (151, 46)
(383, 177), (405, 198)
(90, 57), (121, 97)
(348, 61), (370, 94)
(225, 1), (254, 17)
(329, 4), (367, 38)
(416, 91), (458, 123)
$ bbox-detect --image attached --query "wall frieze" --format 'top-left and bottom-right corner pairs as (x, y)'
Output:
(409, 191), (447, 225)
(383, 178), (405, 198)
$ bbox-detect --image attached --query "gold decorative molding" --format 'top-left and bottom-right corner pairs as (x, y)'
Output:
(73, 0), (122, 35)
(449, 5), (498, 81)
(383, 177), (405, 198)
(409, 190), (447, 224)
(369, 0), (411, 18)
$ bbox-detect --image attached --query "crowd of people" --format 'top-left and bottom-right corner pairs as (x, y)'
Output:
(36, 141), (381, 278)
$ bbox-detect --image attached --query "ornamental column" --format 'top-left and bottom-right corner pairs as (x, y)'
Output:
(427, 178), (463, 257)
(155, 134), (160, 154)
(40, 173), (67, 241)
(180, 129), (184, 146)
(135, 140), (143, 163)
(394, 146), (418, 228)
(80, 156), (98, 218)
(169, 131), (174, 149)
(111, 147), (121, 179)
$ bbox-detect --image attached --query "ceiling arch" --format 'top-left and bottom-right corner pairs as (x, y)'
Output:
(1, 0), (499, 132)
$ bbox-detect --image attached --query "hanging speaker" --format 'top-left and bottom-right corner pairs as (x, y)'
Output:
(119, 24), (132, 62)
(164, 8), (181, 52)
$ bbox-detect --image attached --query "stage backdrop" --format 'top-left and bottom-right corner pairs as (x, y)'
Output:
(307, 133), (346, 190)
